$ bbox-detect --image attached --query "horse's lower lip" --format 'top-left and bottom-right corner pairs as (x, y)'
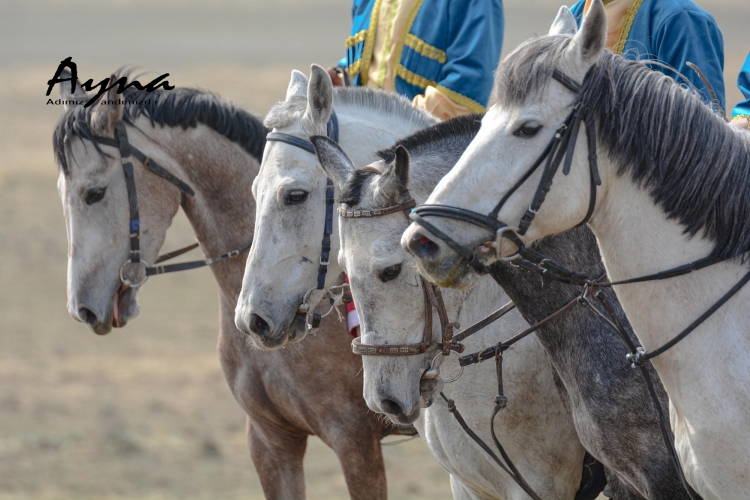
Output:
(112, 284), (130, 328)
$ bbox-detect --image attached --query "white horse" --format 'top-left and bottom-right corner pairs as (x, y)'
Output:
(236, 67), (600, 499)
(311, 125), (589, 499)
(403, 2), (750, 498)
(235, 65), (437, 348)
(53, 75), (395, 499)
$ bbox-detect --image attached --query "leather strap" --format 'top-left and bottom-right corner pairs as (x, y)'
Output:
(115, 122), (141, 264)
(265, 111), (340, 293)
(93, 134), (195, 196)
(94, 122), (250, 282)
(338, 199), (416, 218)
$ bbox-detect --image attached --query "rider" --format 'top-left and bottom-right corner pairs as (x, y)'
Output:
(327, 0), (503, 335)
(569, 0), (726, 112)
(730, 52), (750, 130)
(329, 0), (504, 120)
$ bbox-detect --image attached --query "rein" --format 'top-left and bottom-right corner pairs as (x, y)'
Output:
(264, 111), (341, 331)
(405, 66), (749, 499)
(409, 69), (601, 273)
(337, 188), (552, 499)
(92, 121), (251, 288)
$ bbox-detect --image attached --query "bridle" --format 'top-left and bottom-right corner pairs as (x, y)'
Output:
(338, 194), (467, 376)
(337, 182), (552, 499)
(410, 69), (600, 271)
(406, 66), (750, 500)
(264, 111), (344, 331)
(91, 120), (252, 289)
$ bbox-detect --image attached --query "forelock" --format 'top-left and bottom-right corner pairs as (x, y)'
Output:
(263, 95), (308, 130)
(491, 34), (574, 107)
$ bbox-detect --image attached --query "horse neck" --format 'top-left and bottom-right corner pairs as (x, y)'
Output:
(589, 159), (747, 372)
(492, 227), (612, 353)
(145, 120), (259, 301)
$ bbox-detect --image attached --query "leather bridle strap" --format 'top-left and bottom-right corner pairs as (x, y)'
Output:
(342, 195), (461, 357)
(265, 111), (340, 297)
(409, 69), (600, 270)
(93, 122), (251, 284)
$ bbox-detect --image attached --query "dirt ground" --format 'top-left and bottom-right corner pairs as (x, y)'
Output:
(0, 1), (747, 499)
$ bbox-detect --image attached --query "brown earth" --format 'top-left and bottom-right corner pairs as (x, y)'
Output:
(0, 1), (747, 498)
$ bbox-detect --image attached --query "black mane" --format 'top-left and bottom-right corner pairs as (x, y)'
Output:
(376, 113), (482, 163)
(339, 114), (482, 207)
(53, 83), (268, 174)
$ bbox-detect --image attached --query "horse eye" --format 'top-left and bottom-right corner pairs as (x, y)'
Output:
(285, 190), (309, 205)
(379, 264), (402, 282)
(85, 187), (106, 205)
(513, 122), (542, 137)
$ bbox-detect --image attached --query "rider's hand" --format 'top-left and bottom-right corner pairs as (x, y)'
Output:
(327, 67), (344, 87)
(729, 117), (749, 131)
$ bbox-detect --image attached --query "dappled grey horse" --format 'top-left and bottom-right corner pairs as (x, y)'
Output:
(53, 75), (392, 499)
(334, 115), (693, 499)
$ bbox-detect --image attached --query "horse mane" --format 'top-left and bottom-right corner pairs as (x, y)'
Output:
(340, 114), (481, 207)
(376, 113), (482, 163)
(53, 72), (268, 175)
(495, 35), (750, 261)
(264, 86), (437, 135)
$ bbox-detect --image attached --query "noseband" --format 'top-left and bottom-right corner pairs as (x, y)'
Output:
(410, 69), (600, 270)
(265, 112), (340, 330)
(92, 120), (251, 288)
(339, 193), (470, 383)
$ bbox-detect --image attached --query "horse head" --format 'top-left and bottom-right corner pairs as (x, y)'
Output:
(403, 1), (608, 288)
(54, 75), (181, 334)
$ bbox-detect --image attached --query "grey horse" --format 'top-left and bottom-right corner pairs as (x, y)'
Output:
(319, 114), (696, 500)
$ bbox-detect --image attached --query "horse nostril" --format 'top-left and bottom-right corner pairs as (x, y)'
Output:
(78, 307), (98, 327)
(408, 233), (441, 259)
(248, 313), (271, 337)
(380, 399), (406, 419)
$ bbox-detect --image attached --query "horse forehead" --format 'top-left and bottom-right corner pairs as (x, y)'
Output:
(64, 140), (113, 184)
(259, 142), (321, 183)
(349, 222), (405, 262)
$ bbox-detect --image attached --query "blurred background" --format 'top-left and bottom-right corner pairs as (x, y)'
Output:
(0, 0), (746, 498)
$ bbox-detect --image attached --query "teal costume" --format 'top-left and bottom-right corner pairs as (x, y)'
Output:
(339, 0), (504, 112)
(733, 52), (750, 119)
(570, 0), (725, 111)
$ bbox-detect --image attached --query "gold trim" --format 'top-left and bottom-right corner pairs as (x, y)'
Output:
(732, 114), (750, 120)
(345, 30), (367, 49)
(436, 85), (486, 114)
(377, 0), (400, 88)
(347, 60), (362, 78)
(359, 0), (384, 86)
(612, 0), (644, 56)
(395, 64), (437, 89)
(388, 0), (425, 88)
(404, 33), (446, 63)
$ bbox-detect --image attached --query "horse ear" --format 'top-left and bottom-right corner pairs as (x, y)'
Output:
(549, 6), (578, 36)
(570, 0), (606, 64)
(305, 64), (333, 125)
(378, 145), (410, 196)
(286, 69), (309, 100)
(58, 69), (90, 111)
(90, 75), (123, 138)
(311, 135), (354, 191)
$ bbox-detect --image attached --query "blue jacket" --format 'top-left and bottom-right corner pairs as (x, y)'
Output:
(733, 52), (750, 119)
(340, 0), (504, 112)
(570, 0), (725, 111)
